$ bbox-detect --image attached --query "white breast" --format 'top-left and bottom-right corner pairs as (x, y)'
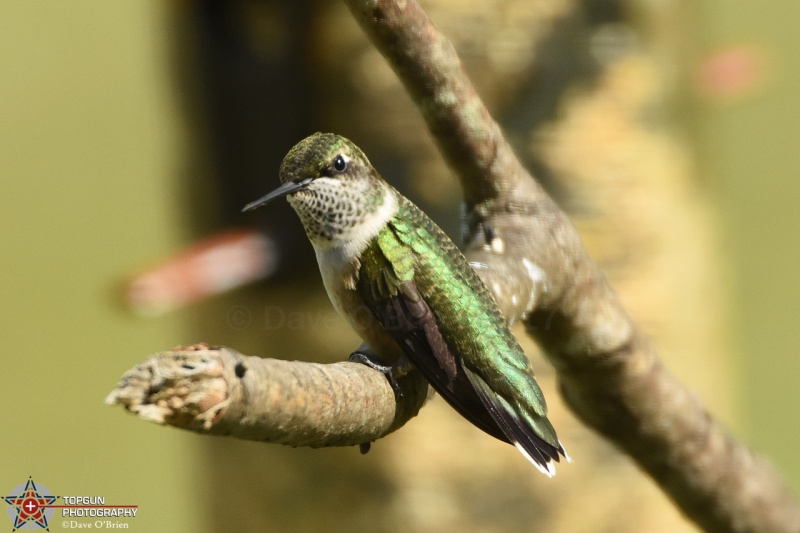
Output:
(312, 185), (398, 333)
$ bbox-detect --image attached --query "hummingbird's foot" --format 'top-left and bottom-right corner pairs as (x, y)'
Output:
(348, 349), (411, 399)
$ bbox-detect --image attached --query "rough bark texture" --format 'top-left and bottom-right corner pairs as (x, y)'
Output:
(341, 2), (800, 531)
(106, 345), (428, 446)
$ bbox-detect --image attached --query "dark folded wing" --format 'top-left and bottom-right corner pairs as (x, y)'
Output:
(357, 207), (565, 474)
(376, 281), (508, 442)
(368, 279), (562, 475)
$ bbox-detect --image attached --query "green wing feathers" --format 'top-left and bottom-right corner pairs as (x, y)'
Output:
(357, 194), (566, 473)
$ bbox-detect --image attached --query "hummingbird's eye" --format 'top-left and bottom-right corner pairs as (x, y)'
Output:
(333, 154), (348, 173)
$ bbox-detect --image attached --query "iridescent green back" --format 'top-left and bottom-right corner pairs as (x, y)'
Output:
(360, 193), (559, 450)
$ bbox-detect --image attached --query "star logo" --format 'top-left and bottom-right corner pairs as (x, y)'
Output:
(3, 477), (58, 531)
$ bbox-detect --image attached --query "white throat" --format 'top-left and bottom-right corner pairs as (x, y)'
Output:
(305, 181), (398, 296)
(291, 180), (398, 254)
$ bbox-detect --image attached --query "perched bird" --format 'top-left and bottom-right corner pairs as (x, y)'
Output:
(243, 133), (568, 475)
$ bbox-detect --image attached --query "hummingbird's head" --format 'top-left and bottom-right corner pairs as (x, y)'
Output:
(277, 132), (369, 187)
(243, 133), (396, 246)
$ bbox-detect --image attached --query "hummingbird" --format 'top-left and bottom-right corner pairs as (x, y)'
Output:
(243, 133), (568, 476)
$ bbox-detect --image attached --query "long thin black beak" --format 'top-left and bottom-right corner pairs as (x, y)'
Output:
(241, 179), (311, 212)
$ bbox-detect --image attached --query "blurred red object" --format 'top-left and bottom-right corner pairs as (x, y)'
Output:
(123, 228), (277, 316)
(695, 44), (767, 103)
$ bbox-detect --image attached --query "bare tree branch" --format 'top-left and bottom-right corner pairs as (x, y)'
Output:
(107, 1), (800, 532)
(106, 345), (428, 447)
(341, 1), (800, 532)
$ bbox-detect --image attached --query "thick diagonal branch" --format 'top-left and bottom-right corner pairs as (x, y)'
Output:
(343, 1), (800, 532)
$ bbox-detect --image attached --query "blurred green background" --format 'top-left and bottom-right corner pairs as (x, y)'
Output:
(1, 1), (798, 532)
(697, 0), (800, 490)
(0, 3), (200, 531)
